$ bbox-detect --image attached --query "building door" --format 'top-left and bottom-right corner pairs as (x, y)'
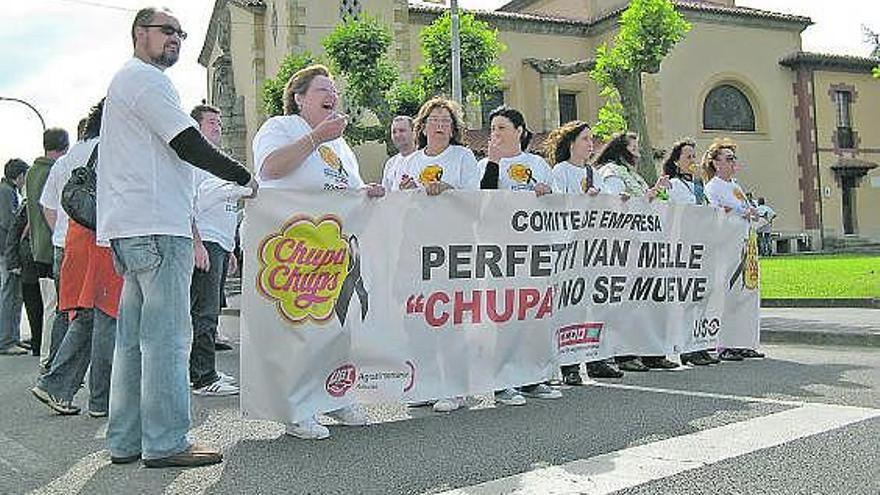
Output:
(841, 176), (856, 235)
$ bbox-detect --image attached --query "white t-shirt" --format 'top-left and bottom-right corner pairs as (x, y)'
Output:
(253, 115), (364, 191)
(382, 152), (414, 191)
(668, 176), (698, 205)
(403, 145), (479, 191)
(552, 161), (607, 194)
(704, 176), (750, 216)
(478, 152), (552, 192)
(193, 168), (249, 252)
(96, 58), (197, 243)
(41, 138), (98, 248)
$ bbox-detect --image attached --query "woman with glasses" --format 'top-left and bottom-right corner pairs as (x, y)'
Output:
(399, 97), (479, 194)
(702, 138), (765, 361)
(596, 132), (678, 372)
(401, 97), (478, 413)
(662, 139), (721, 367)
(478, 106), (561, 405)
(252, 64), (382, 440)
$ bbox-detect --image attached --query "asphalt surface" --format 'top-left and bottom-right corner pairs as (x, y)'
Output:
(0, 315), (877, 494)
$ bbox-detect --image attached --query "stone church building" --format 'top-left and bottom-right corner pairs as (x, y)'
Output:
(199, 0), (880, 249)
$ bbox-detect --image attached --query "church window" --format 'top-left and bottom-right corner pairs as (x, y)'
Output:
(703, 84), (756, 132)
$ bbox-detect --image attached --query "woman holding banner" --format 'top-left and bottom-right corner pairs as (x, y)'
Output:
(702, 138), (765, 361)
(596, 132), (678, 372)
(478, 105), (562, 405)
(544, 121), (626, 382)
(401, 97), (478, 413)
(252, 64), (382, 440)
(662, 139), (720, 367)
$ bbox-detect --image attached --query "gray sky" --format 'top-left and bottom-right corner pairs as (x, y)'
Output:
(1, 0), (877, 161)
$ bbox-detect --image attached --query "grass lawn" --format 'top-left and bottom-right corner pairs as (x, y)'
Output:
(760, 253), (880, 299)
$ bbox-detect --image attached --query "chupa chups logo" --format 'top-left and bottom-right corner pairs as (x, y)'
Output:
(508, 163), (535, 184)
(419, 164), (443, 184)
(318, 145), (344, 172)
(257, 215), (369, 326)
(326, 364), (357, 397)
(556, 323), (604, 349)
(728, 228), (759, 291)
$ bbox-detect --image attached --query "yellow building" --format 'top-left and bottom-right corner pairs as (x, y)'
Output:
(199, 0), (880, 249)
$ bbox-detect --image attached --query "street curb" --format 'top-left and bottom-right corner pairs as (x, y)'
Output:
(761, 298), (880, 309)
(761, 330), (880, 347)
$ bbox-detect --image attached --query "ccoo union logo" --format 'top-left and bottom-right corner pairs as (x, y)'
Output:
(257, 215), (368, 325)
(326, 364), (357, 397)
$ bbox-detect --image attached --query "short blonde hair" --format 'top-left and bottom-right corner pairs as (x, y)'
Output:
(283, 64), (332, 115)
(412, 97), (465, 149)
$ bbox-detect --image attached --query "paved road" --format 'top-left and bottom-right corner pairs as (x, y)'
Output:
(1, 315), (878, 494)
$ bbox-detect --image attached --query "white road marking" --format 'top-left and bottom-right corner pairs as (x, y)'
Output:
(28, 450), (110, 495)
(437, 403), (880, 495)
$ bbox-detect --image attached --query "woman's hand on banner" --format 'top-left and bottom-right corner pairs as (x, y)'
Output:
(364, 183), (385, 198)
(534, 183), (552, 197)
(425, 181), (452, 196)
(399, 174), (417, 190)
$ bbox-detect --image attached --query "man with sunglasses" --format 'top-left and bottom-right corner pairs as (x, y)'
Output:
(98, 7), (257, 470)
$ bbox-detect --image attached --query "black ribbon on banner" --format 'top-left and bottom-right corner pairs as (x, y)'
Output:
(335, 235), (369, 326)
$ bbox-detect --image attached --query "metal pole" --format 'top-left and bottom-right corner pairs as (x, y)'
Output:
(0, 96), (47, 132)
(450, 0), (462, 104)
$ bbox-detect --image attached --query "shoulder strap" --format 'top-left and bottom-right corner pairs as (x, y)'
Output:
(85, 143), (99, 169)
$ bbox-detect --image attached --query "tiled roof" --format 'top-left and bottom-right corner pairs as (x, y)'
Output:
(409, 3), (591, 28)
(592, 1), (811, 27)
(779, 52), (879, 72)
(229, 0), (265, 7)
(493, 0), (810, 27)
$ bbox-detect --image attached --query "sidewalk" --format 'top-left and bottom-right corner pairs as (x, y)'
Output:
(760, 307), (880, 347)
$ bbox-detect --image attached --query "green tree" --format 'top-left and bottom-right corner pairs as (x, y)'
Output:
(864, 25), (880, 78)
(261, 51), (322, 117)
(591, 0), (690, 181)
(418, 12), (505, 101)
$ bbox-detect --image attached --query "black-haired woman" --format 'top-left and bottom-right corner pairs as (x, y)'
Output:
(479, 106), (561, 405)
(596, 132), (678, 372)
(662, 139), (720, 367)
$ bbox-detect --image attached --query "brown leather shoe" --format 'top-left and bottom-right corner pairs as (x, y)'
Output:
(111, 453), (141, 465)
(143, 445), (222, 469)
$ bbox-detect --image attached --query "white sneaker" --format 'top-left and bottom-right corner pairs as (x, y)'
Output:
(192, 379), (239, 396)
(285, 416), (330, 440)
(217, 371), (237, 385)
(433, 397), (465, 413)
(326, 405), (368, 426)
(520, 383), (562, 400)
(494, 388), (527, 406)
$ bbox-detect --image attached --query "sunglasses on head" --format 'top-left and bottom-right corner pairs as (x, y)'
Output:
(140, 24), (187, 40)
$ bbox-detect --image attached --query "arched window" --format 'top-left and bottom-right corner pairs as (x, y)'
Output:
(339, 0), (362, 18)
(703, 84), (756, 132)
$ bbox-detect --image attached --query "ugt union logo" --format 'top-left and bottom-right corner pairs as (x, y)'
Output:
(257, 215), (368, 326)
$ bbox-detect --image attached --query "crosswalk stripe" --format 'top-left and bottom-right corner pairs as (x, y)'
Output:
(437, 403), (879, 495)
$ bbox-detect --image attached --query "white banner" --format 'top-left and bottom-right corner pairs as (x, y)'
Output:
(241, 190), (760, 423)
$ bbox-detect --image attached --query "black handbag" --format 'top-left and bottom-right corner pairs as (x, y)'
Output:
(61, 143), (98, 231)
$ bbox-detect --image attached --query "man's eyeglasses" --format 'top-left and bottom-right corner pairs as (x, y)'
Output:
(139, 24), (187, 40)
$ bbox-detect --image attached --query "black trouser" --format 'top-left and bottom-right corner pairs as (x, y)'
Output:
(189, 241), (228, 388)
(21, 281), (43, 354)
(22, 261), (51, 355)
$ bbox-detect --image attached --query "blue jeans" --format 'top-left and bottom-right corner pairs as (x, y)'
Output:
(107, 235), (194, 460)
(39, 308), (116, 413)
(0, 256), (23, 350)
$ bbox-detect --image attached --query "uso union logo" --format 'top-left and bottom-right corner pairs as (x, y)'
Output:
(693, 317), (721, 339)
(326, 364), (357, 397)
(257, 215), (350, 325)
